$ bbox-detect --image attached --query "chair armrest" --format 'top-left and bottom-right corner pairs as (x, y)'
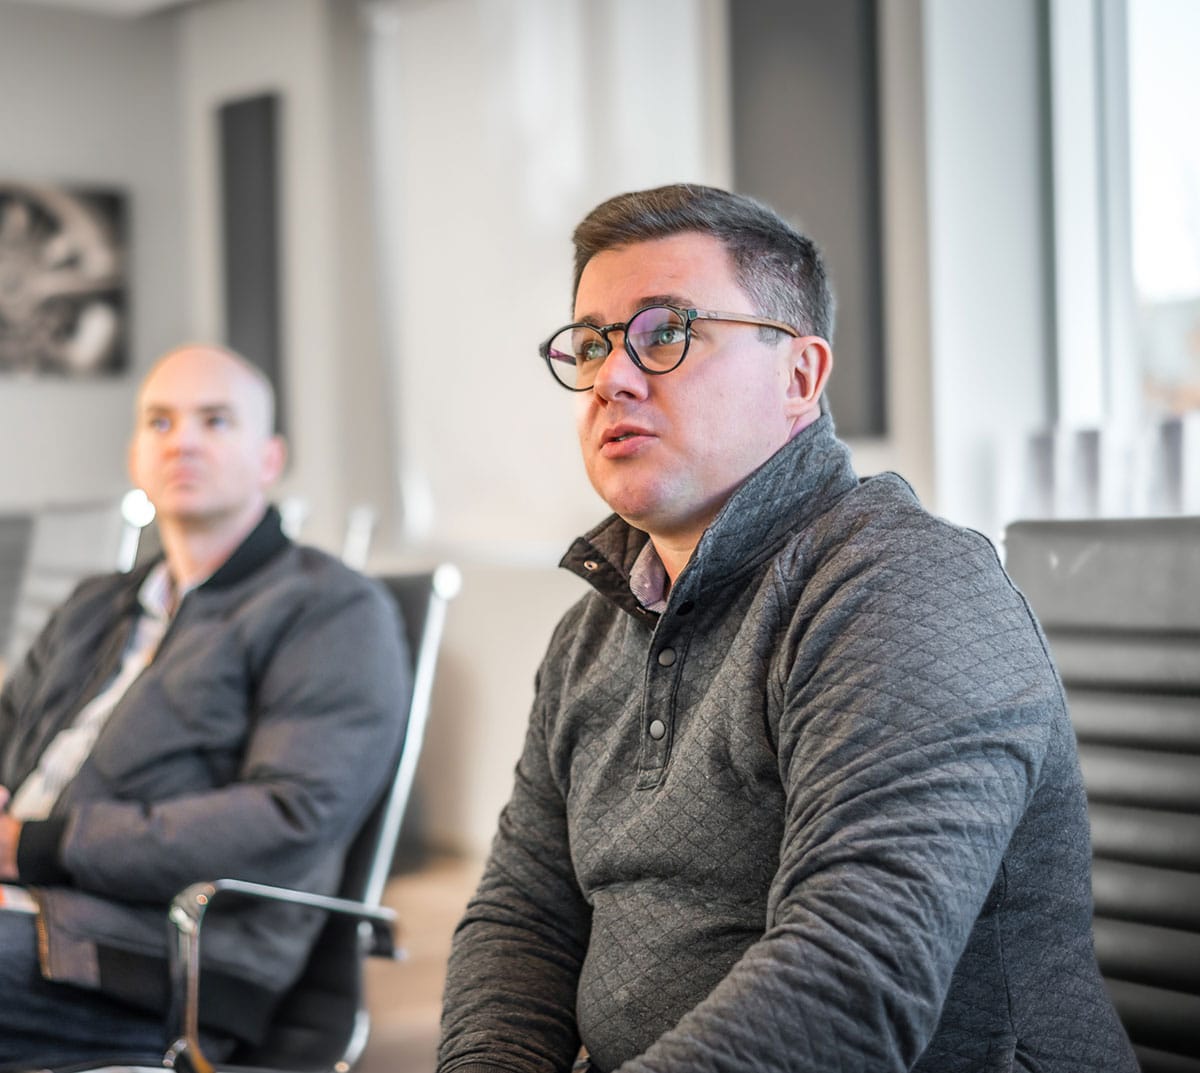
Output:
(164, 878), (399, 1073)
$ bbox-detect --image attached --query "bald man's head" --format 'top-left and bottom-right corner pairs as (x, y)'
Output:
(129, 344), (286, 533)
(137, 344), (276, 438)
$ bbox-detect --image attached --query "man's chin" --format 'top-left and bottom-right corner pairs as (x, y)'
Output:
(608, 493), (722, 551)
(152, 501), (220, 527)
(610, 501), (676, 540)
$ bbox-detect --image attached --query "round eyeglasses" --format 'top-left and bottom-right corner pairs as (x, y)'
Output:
(538, 304), (801, 391)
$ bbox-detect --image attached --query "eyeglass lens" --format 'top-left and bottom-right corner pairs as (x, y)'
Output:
(545, 306), (689, 390)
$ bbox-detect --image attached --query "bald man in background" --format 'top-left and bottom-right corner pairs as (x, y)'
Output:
(0, 345), (407, 1064)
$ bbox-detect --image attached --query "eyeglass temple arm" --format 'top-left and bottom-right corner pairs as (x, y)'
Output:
(688, 309), (802, 337)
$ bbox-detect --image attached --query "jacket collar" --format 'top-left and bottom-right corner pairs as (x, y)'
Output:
(120, 506), (291, 609)
(199, 505), (290, 590)
(561, 413), (858, 617)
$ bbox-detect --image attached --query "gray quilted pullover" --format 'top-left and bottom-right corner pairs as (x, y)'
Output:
(438, 414), (1136, 1073)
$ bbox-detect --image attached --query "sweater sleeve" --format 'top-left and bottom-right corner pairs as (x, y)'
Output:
(437, 659), (591, 1073)
(610, 532), (1060, 1072)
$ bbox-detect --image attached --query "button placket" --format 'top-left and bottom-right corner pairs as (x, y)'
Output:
(635, 641), (674, 785)
(635, 593), (696, 786)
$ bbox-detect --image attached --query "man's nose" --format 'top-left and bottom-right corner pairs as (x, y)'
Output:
(167, 419), (201, 451)
(592, 334), (647, 401)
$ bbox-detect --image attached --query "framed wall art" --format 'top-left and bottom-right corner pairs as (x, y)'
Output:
(0, 181), (128, 377)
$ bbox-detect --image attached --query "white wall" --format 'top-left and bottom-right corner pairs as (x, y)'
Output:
(922, 0), (1053, 539)
(847, 0), (936, 510)
(366, 0), (729, 559)
(365, 0), (732, 855)
(0, 0), (186, 508)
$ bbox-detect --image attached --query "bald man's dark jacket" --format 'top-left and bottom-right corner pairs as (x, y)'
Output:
(1, 508), (408, 1044)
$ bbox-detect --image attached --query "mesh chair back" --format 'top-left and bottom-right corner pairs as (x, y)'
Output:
(1006, 517), (1200, 1073)
(5, 498), (146, 666)
(0, 512), (33, 660)
(230, 566), (458, 1071)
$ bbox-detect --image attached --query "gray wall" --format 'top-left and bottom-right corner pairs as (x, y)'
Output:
(0, 1), (186, 508)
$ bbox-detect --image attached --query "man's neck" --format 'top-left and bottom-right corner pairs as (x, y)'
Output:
(158, 502), (267, 592)
(650, 533), (699, 587)
(647, 411), (825, 584)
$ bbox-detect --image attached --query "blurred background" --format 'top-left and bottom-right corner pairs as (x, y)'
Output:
(0, 0), (1197, 873)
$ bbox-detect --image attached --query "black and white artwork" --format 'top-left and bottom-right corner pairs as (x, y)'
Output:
(0, 181), (128, 376)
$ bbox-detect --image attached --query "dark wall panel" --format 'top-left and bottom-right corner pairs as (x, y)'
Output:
(219, 93), (284, 433)
(731, 0), (886, 437)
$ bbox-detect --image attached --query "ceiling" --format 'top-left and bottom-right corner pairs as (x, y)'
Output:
(2, 0), (196, 15)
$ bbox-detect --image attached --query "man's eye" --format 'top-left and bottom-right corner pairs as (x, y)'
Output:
(148, 417), (170, 432)
(576, 340), (608, 364)
(648, 326), (685, 347)
(633, 324), (686, 351)
(206, 414), (231, 428)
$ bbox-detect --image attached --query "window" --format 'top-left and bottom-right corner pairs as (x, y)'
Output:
(1126, 0), (1200, 419)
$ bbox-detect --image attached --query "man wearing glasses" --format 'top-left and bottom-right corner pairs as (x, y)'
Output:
(438, 184), (1133, 1072)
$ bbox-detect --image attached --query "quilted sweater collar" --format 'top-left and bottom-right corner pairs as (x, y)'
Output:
(561, 413), (859, 618)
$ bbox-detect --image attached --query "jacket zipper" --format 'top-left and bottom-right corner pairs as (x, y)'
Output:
(30, 889), (54, 977)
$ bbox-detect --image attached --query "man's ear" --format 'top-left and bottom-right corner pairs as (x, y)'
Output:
(261, 435), (288, 486)
(785, 337), (833, 414)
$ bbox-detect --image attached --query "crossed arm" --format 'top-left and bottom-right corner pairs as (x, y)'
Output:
(0, 576), (407, 903)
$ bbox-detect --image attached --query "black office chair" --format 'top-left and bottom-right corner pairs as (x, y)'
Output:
(14, 564), (460, 1073)
(1006, 518), (1200, 1073)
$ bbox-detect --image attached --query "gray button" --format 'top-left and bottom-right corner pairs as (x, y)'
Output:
(657, 648), (676, 667)
(648, 719), (666, 740)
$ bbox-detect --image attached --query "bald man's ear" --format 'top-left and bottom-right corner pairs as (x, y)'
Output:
(784, 337), (833, 415)
(261, 435), (287, 486)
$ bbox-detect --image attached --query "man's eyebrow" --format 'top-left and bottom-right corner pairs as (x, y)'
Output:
(575, 294), (692, 326)
(139, 401), (236, 417)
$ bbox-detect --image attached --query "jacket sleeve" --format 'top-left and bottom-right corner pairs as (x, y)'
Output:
(2, 603), (56, 777)
(611, 534), (1061, 1072)
(437, 652), (591, 1073)
(22, 579), (408, 902)
(1, 581), (107, 795)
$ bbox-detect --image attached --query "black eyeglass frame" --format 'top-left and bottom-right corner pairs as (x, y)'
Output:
(538, 304), (802, 392)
